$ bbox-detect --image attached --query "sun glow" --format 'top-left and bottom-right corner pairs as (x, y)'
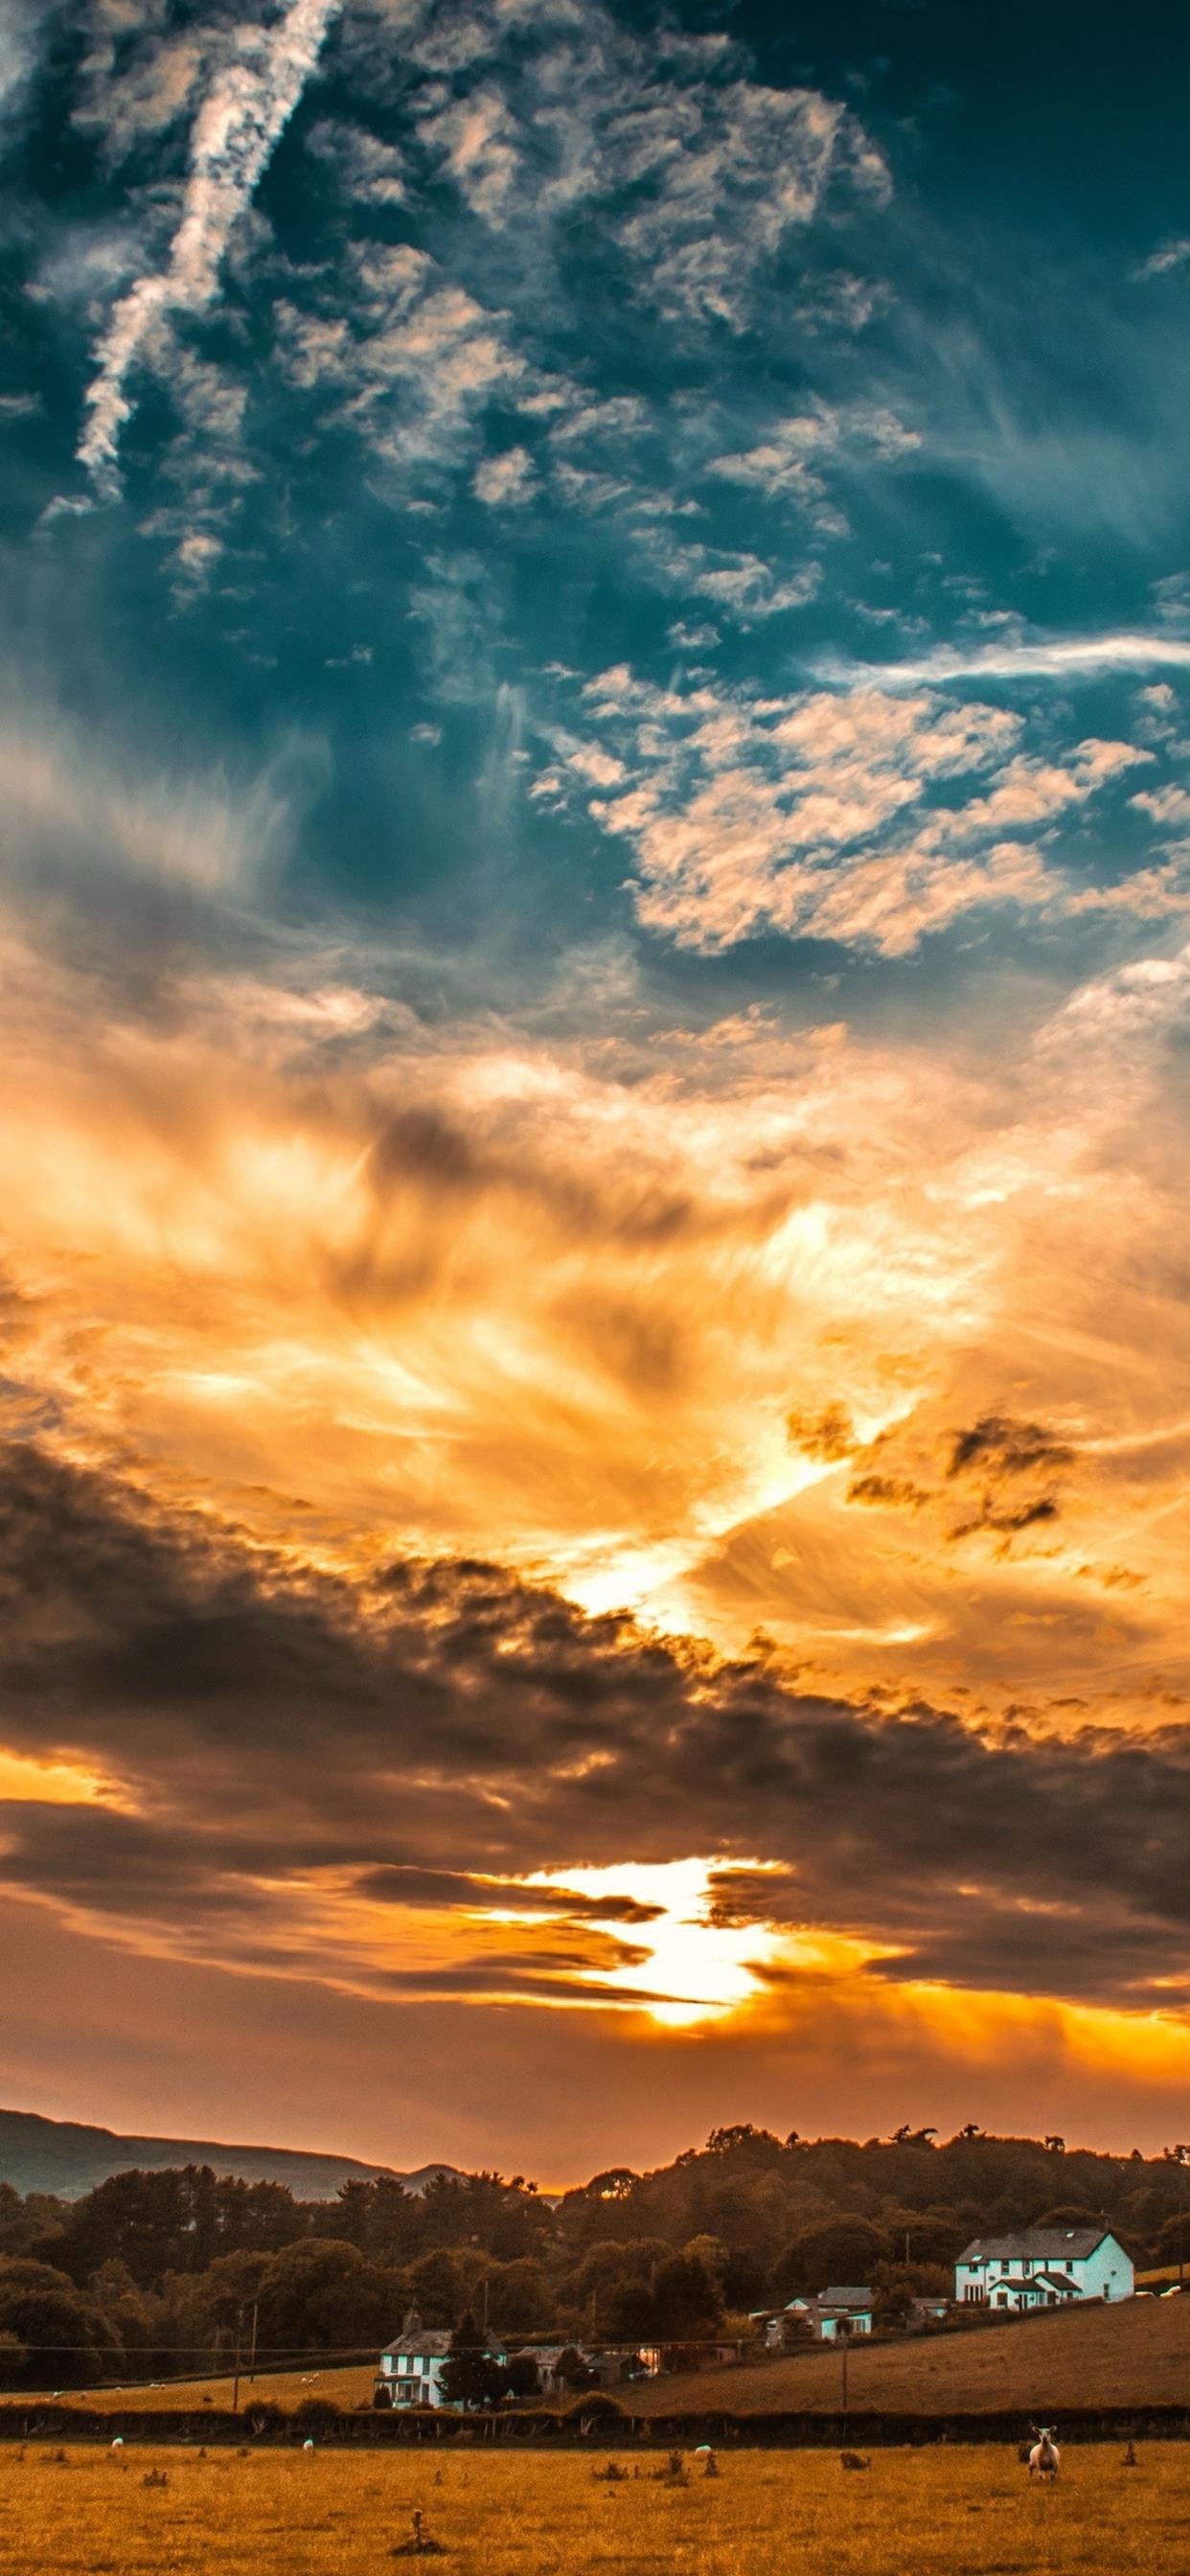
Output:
(0, 1748), (134, 1808)
(526, 1857), (785, 2027)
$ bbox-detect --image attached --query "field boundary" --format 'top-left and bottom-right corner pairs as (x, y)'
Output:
(4, 2402), (1190, 2449)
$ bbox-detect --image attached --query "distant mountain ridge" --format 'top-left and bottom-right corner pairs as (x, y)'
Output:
(0, 2108), (461, 2203)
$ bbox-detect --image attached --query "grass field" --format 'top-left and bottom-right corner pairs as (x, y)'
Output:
(0, 2442), (1186, 2576)
(633, 2291), (1190, 2416)
(30, 2364), (380, 2413)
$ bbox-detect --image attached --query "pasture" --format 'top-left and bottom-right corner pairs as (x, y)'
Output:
(632, 2289), (1190, 2415)
(0, 2441), (1186, 2576)
(32, 2291), (1190, 2425)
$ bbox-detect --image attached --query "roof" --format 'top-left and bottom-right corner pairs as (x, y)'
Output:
(382, 2331), (453, 2358)
(958, 2227), (1110, 2264)
(787, 2286), (873, 2315)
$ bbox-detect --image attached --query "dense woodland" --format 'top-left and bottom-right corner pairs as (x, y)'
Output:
(1, 2124), (1188, 2390)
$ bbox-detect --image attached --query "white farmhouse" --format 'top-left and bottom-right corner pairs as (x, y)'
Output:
(955, 2226), (1133, 2312)
(374, 2311), (507, 2408)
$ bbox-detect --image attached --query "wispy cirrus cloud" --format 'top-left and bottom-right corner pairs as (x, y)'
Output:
(1134, 237), (1190, 281)
(0, 0), (51, 138)
(816, 633), (1190, 687)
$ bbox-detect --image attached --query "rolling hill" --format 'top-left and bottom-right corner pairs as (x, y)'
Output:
(0, 2107), (459, 2202)
(635, 2292), (1190, 2416)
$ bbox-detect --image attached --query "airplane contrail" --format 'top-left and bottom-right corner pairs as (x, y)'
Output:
(78, 0), (341, 496)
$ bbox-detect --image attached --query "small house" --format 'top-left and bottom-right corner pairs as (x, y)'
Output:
(786, 2287), (874, 2341)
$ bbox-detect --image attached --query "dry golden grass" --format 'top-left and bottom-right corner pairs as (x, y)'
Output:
(633, 2292), (1190, 2416)
(1, 2442), (1188, 2576)
(36, 2364), (378, 2413)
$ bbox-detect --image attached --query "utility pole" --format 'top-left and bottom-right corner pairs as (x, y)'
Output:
(838, 2319), (851, 2428)
(232, 2307), (242, 2416)
(248, 2299), (260, 2385)
(1165, 2145), (1190, 2290)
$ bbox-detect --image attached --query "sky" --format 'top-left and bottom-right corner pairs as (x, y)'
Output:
(2, 0), (1190, 2187)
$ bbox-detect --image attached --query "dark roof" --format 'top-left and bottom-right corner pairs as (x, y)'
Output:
(381, 2329), (508, 2359)
(958, 2227), (1110, 2264)
(787, 2286), (873, 2313)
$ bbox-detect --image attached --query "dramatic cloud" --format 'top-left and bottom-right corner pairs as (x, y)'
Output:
(5, 0), (1190, 2161)
(4, 1437), (1190, 2029)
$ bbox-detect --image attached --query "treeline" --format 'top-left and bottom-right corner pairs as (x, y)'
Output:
(1, 2122), (1186, 2389)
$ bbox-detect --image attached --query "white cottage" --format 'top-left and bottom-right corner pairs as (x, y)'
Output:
(954, 2226), (1133, 2312)
(787, 2286), (874, 2341)
(375, 2311), (508, 2408)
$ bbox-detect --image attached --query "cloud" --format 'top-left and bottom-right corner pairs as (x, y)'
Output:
(4, 1438), (1190, 2016)
(787, 1404), (857, 1463)
(473, 444), (538, 506)
(399, 6), (887, 331)
(76, 0), (341, 495)
(818, 635), (1190, 688)
(558, 671), (1155, 954)
(1134, 238), (1190, 281)
(948, 1415), (1076, 1480)
(0, 0), (50, 136)
(707, 403), (918, 520)
(275, 245), (525, 480)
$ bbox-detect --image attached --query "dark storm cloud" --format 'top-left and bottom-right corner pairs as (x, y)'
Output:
(4, 1438), (1190, 2012)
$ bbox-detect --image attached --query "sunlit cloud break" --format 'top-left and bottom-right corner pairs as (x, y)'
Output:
(77, 0), (341, 496)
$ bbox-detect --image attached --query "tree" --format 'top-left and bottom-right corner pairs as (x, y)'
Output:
(704, 2126), (784, 2164)
(0, 2266), (120, 2388)
(484, 2258), (549, 2333)
(769, 2219), (888, 2303)
(409, 2248), (463, 2326)
(439, 2311), (504, 2410)
(872, 2280), (914, 2333)
(253, 2238), (392, 2358)
(649, 2250), (722, 2340)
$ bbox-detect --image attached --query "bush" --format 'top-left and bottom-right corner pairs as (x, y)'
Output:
(561, 2389), (623, 2422)
(291, 2398), (344, 2435)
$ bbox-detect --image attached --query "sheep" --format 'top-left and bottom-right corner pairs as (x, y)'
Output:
(1028, 2426), (1061, 2480)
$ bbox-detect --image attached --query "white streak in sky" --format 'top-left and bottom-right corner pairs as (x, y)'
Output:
(814, 634), (1190, 689)
(77, 0), (341, 496)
